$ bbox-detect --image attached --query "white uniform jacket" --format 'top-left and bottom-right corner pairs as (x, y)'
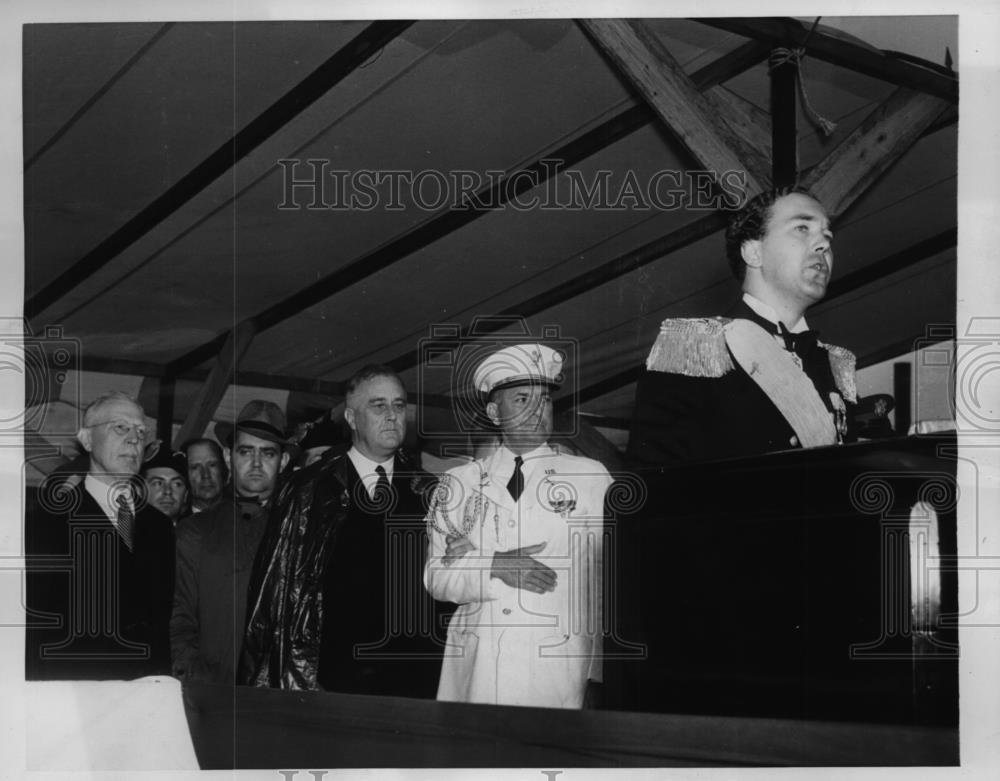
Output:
(424, 444), (611, 709)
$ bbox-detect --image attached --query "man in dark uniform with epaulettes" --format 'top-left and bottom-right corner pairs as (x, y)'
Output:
(628, 186), (857, 465)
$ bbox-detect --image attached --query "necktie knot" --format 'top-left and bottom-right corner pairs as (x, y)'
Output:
(507, 456), (525, 502)
(777, 322), (819, 358)
(371, 465), (393, 509)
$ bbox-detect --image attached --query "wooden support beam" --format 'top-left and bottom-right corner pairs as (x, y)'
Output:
(156, 374), (176, 445)
(801, 87), (951, 218)
(166, 41), (768, 377)
(579, 18), (769, 194)
(386, 211), (728, 375)
(578, 414), (632, 431)
(691, 39), (771, 89)
(769, 46), (798, 187)
(26, 20), (414, 321)
(172, 321), (257, 449)
(387, 88), (952, 410)
(893, 362), (912, 435)
(54, 353), (347, 397)
(696, 17), (958, 103)
(818, 228), (956, 303)
(168, 106), (653, 376)
(25, 24), (175, 171)
(706, 86), (771, 176)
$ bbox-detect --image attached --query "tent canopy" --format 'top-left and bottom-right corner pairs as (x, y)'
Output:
(22, 16), (958, 450)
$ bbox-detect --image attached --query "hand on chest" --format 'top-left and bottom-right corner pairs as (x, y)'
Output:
(474, 465), (583, 550)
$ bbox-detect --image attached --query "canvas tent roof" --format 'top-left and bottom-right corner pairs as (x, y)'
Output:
(21, 16), (958, 455)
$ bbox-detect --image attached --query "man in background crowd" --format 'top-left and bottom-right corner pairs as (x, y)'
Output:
(180, 438), (227, 514)
(171, 401), (289, 684)
(141, 447), (189, 525)
(26, 391), (175, 679)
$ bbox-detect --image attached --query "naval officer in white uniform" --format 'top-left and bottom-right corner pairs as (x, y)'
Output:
(424, 344), (612, 708)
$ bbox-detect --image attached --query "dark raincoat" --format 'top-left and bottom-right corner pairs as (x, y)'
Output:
(240, 448), (443, 692)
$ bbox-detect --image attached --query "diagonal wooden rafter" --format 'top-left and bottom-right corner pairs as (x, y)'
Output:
(382, 84), (954, 379)
(384, 211), (728, 376)
(167, 39), (771, 377)
(25, 23), (175, 171)
(578, 18), (770, 195)
(801, 87), (951, 218)
(696, 17), (958, 104)
(429, 84), (953, 412)
(25, 20), (414, 321)
(707, 86), (772, 174)
(171, 321), (257, 449)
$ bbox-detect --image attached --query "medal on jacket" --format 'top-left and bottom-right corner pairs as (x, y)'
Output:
(830, 392), (848, 443)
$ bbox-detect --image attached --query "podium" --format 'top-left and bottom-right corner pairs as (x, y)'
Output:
(603, 433), (959, 727)
(174, 437), (959, 768)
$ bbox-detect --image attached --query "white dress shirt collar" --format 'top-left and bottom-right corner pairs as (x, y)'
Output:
(742, 292), (810, 333)
(494, 443), (553, 474)
(347, 446), (395, 498)
(84, 473), (133, 527)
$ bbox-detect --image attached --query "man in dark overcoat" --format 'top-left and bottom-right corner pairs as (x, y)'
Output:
(242, 365), (447, 696)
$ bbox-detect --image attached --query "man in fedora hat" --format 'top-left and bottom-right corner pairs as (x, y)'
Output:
(242, 365), (447, 696)
(171, 400), (290, 684)
(424, 344), (611, 709)
(141, 447), (189, 525)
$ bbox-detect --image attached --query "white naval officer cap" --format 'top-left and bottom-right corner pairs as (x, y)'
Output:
(473, 343), (564, 394)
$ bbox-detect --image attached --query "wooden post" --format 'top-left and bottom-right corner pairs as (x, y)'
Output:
(770, 46), (798, 188)
(156, 374), (176, 446)
(894, 362), (912, 435)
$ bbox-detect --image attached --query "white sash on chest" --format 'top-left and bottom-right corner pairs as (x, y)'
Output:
(724, 318), (837, 448)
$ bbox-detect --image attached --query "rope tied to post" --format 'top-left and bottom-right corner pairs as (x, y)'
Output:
(768, 18), (838, 137)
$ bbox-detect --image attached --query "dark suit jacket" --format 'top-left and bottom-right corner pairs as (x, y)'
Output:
(242, 449), (451, 697)
(628, 302), (854, 466)
(317, 455), (450, 697)
(170, 493), (270, 685)
(25, 479), (175, 680)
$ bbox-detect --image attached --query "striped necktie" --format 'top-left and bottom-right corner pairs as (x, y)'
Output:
(115, 493), (135, 552)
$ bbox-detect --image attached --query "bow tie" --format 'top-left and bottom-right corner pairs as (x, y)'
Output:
(777, 322), (819, 358)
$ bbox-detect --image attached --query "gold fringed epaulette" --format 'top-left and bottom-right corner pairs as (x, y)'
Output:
(822, 343), (858, 403)
(645, 317), (735, 378)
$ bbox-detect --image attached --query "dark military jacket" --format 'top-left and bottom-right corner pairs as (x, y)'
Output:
(627, 302), (857, 466)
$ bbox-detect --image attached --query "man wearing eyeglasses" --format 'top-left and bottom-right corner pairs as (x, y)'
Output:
(25, 391), (176, 680)
(171, 400), (290, 685)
